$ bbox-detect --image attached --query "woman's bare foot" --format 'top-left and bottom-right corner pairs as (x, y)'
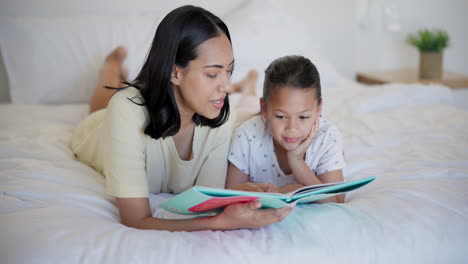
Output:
(232, 69), (258, 96)
(103, 46), (129, 86)
(89, 46), (129, 113)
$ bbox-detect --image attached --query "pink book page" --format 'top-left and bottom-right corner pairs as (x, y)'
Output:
(189, 196), (259, 212)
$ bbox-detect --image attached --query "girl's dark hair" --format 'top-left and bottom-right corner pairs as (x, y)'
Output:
(262, 55), (321, 104)
(123, 5), (231, 140)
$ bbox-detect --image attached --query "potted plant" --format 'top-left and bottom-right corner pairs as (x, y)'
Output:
(406, 29), (449, 79)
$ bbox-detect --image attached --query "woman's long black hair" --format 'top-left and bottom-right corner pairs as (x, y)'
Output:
(126, 5), (231, 140)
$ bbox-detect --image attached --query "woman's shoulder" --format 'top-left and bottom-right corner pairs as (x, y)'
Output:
(110, 86), (145, 105)
(106, 86), (149, 125)
(195, 111), (244, 145)
(198, 115), (234, 140)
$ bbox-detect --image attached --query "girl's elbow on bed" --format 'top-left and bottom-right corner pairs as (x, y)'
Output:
(336, 194), (345, 203)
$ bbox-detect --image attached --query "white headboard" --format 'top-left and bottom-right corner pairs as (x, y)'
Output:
(0, 51), (8, 102)
(0, 0), (248, 102)
(0, 0), (356, 104)
(2, 0), (467, 102)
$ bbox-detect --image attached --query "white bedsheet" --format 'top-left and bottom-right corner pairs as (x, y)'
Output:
(1, 83), (467, 264)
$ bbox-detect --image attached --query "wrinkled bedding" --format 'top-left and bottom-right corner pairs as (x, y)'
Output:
(1, 83), (467, 264)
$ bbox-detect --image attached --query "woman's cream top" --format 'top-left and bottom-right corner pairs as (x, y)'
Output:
(71, 87), (234, 198)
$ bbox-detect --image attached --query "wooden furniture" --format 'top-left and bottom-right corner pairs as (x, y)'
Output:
(356, 69), (468, 89)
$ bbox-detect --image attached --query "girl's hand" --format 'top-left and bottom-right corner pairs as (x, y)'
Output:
(214, 201), (293, 230)
(230, 182), (279, 193)
(287, 116), (319, 163)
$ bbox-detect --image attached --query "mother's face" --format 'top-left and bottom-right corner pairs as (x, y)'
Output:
(171, 33), (234, 120)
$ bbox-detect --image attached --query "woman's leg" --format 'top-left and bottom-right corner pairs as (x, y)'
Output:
(89, 46), (129, 113)
(231, 69), (258, 96)
(230, 70), (261, 128)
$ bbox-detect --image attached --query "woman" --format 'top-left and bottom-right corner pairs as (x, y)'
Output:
(71, 5), (291, 231)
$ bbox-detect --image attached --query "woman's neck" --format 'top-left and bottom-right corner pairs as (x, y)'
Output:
(170, 87), (196, 160)
(173, 108), (196, 161)
(179, 111), (194, 130)
(176, 103), (195, 138)
(173, 85), (196, 130)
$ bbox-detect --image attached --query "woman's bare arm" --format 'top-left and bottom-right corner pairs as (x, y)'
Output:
(117, 197), (291, 231)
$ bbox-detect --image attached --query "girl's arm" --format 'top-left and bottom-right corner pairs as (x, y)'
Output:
(117, 196), (291, 231)
(225, 162), (249, 188)
(226, 162), (278, 192)
(287, 159), (345, 203)
(287, 117), (344, 203)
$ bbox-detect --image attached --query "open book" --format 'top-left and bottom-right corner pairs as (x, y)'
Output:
(159, 176), (376, 215)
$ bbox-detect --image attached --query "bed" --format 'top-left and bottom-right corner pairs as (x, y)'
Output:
(1, 1), (467, 263)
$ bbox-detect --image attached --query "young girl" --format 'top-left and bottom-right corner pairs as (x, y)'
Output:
(226, 55), (345, 203)
(71, 5), (292, 231)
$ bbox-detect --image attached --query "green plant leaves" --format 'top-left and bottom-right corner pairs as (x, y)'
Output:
(406, 29), (449, 52)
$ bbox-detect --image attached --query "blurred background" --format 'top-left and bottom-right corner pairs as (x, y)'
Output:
(0, 0), (467, 101)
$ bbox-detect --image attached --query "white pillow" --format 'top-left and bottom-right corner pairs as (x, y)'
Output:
(0, 16), (160, 104)
(223, 0), (347, 94)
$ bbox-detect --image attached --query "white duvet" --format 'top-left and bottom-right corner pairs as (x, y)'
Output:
(1, 83), (467, 264)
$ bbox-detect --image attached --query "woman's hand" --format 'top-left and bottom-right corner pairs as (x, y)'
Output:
(116, 197), (291, 231)
(229, 182), (279, 193)
(287, 116), (319, 163)
(213, 201), (293, 230)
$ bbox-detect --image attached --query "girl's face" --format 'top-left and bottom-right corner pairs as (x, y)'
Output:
(171, 33), (234, 120)
(261, 86), (322, 152)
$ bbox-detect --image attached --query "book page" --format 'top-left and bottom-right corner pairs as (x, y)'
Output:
(284, 181), (341, 197)
(196, 186), (286, 199)
(287, 177), (376, 200)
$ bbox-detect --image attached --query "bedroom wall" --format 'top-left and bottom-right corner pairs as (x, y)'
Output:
(0, 0), (247, 102)
(0, 0), (246, 17)
(0, 0), (467, 102)
(276, 0), (468, 78)
(0, 51), (9, 101)
(353, 0), (468, 76)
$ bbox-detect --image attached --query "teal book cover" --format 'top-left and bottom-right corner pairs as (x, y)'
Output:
(159, 176), (376, 215)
